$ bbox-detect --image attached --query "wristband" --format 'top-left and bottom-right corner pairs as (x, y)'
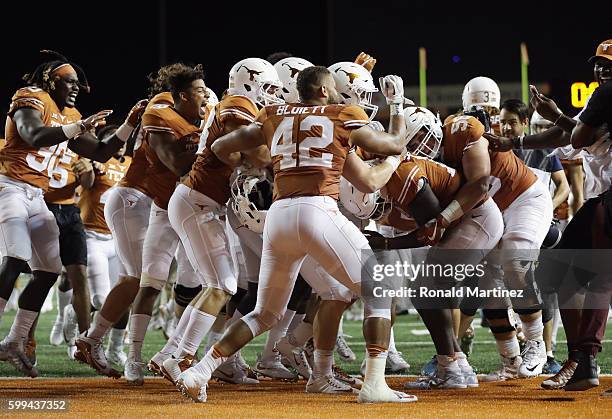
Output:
(439, 200), (464, 225)
(62, 122), (84, 139)
(390, 102), (403, 116)
(384, 155), (401, 171)
(115, 123), (134, 142)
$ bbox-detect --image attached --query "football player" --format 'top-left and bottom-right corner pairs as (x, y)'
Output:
(77, 125), (132, 367)
(0, 51), (141, 377)
(147, 58), (283, 387)
(176, 65), (416, 403)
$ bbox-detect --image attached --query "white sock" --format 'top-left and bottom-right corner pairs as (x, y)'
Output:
(287, 313), (305, 334)
(551, 309), (560, 349)
(455, 351), (471, 370)
(262, 309), (295, 362)
(546, 350), (554, 358)
(7, 309), (38, 341)
(87, 314), (113, 341)
(363, 348), (388, 386)
(437, 354), (461, 371)
(159, 305), (193, 355)
(388, 328), (397, 353)
(108, 328), (125, 351)
(522, 317), (544, 342)
(56, 289), (73, 321)
(128, 314), (151, 362)
(0, 297), (7, 316)
(285, 321), (313, 348)
(175, 309), (216, 357)
(496, 336), (520, 359)
(338, 316), (344, 336)
(193, 346), (227, 379)
(313, 349), (334, 379)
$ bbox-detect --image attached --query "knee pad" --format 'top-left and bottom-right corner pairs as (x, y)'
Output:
(91, 294), (105, 311)
(174, 284), (203, 307)
(541, 307), (553, 323)
(504, 260), (542, 309)
(229, 287), (246, 305)
(241, 307), (282, 337)
(514, 308), (541, 316)
(237, 282), (258, 316)
(139, 273), (166, 291)
(482, 308), (512, 321)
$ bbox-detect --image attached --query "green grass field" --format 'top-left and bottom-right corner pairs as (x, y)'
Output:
(1, 308), (611, 378)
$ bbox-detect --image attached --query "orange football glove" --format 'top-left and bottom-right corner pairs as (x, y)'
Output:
(354, 52), (377, 73)
(416, 215), (448, 246)
(125, 99), (149, 127)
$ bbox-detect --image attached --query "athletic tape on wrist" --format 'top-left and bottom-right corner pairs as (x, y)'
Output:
(384, 155), (401, 171)
(115, 123), (134, 142)
(61, 122), (82, 139)
(390, 103), (403, 116)
(439, 200), (464, 224)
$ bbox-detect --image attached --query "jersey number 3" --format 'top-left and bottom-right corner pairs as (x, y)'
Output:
(270, 116), (334, 170)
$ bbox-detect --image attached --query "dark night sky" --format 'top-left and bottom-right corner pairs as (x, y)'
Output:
(1, 0), (609, 125)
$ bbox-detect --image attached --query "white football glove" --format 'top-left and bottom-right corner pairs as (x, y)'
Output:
(378, 75), (404, 105)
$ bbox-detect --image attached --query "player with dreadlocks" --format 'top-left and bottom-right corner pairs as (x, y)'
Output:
(0, 50), (146, 377)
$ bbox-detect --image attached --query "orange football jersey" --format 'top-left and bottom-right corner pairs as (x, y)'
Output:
(385, 155), (462, 219)
(78, 157), (132, 234)
(184, 95), (258, 205)
(44, 147), (80, 204)
(0, 87), (81, 191)
(141, 93), (202, 209)
(441, 114), (537, 211)
(255, 103), (370, 200)
(118, 94), (174, 196)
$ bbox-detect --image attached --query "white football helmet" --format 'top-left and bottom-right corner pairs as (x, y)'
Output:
(328, 62), (378, 120)
(230, 168), (274, 234)
(404, 106), (443, 159)
(274, 57), (313, 103)
(228, 58), (283, 106)
(529, 110), (553, 134)
(462, 76), (501, 111)
(206, 87), (219, 106)
(339, 176), (392, 221)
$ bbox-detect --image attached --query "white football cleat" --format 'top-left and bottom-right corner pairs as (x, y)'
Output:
(62, 305), (79, 346)
(386, 350), (410, 374)
(124, 358), (145, 385)
(176, 369), (209, 403)
(49, 318), (65, 346)
(333, 365), (362, 388)
(162, 354), (195, 385)
(518, 340), (547, 378)
(276, 342), (312, 379)
(106, 347), (127, 367)
(213, 356), (259, 384)
(306, 375), (358, 394)
(335, 335), (356, 362)
(74, 333), (121, 379)
(480, 355), (522, 382)
(0, 338), (38, 378)
(404, 366), (467, 390)
(358, 382), (417, 403)
(255, 353), (297, 380)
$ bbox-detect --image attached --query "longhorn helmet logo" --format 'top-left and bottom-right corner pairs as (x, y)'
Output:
(601, 43), (612, 52)
(335, 68), (360, 84)
(238, 65), (264, 81)
(282, 63), (301, 78)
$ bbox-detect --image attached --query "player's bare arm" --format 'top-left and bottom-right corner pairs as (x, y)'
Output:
(454, 139), (491, 216)
(12, 107), (111, 149)
(550, 169), (570, 210)
(148, 131), (196, 177)
(211, 123), (267, 167)
(342, 150), (405, 193)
